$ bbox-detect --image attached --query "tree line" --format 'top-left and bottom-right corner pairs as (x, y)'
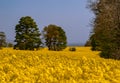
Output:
(0, 0), (120, 60)
(0, 32), (13, 48)
(86, 0), (120, 60)
(12, 16), (67, 51)
(0, 16), (67, 51)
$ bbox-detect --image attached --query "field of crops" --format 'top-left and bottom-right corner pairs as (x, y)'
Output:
(0, 47), (120, 83)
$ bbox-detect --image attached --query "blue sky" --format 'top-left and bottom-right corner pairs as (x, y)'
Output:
(0, 0), (94, 45)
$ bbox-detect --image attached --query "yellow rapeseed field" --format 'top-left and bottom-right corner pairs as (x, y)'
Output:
(0, 47), (120, 83)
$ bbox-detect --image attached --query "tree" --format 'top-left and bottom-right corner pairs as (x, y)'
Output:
(88, 0), (120, 59)
(90, 34), (101, 51)
(85, 34), (101, 51)
(0, 32), (6, 49)
(43, 24), (67, 51)
(14, 16), (42, 50)
(7, 43), (13, 47)
(84, 40), (91, 47)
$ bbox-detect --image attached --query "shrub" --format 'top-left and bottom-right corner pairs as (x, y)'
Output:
(69, 47), (76, 51)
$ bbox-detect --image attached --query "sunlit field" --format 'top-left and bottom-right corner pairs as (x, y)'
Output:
(0, 47), (120, 83)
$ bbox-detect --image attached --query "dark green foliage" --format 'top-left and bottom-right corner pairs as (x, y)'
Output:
(84, 40), (91, 47)
(89, 0), (120, 59)
(85, 34), (101, 51)
(14, 16), (42, 50)
(69, 47), (76, 51)
(43, 24), (67, 51)
(90, 34), (101, 51)
(91, 38), (97, 51)
(7, 43), (13, 47)
(0, 32), (6, 49)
